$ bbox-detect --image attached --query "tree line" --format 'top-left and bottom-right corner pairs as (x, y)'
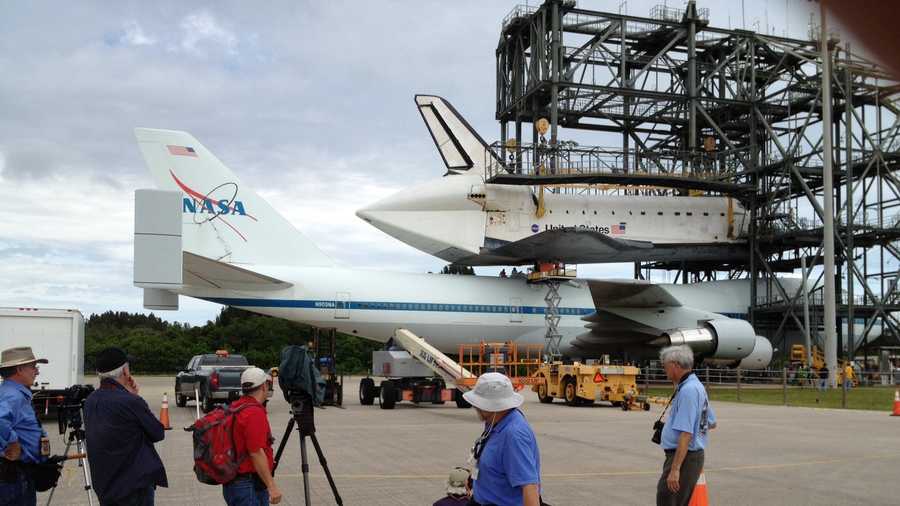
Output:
(85, 307), (382, 375)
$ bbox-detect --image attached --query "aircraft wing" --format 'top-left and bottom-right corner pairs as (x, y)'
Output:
(567, 280), (689, 354)
(584, 279), (682, 308)
(183, 252), (292, 291)
(485, 228), (653, 264)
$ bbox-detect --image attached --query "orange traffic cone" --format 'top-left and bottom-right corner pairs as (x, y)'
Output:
(891, 390), (900, 417)
(159, 392), (172, 430)
(688, 471), (709, 506)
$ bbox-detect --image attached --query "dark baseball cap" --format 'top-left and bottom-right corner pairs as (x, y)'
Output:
(95, 347), (133, 374)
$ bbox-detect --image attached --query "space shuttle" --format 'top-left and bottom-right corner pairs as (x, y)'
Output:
(131, 127), (773, 369)
(356, 95), (750, 266)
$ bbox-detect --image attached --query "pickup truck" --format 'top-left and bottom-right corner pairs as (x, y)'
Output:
(175, 352), (252, 412)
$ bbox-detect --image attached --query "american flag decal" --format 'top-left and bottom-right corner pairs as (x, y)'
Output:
(167, 145), (198, 157)
(611, 222), (626, 235)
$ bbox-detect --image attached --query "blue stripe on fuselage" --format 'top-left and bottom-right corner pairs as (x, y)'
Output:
(200, 297), (750, 320)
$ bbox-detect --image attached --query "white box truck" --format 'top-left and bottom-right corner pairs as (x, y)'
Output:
(0, 307), (85, 413)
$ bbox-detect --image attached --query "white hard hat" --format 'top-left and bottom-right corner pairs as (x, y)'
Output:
(241, 367), (272, 389)
(462, 372), (523, 412)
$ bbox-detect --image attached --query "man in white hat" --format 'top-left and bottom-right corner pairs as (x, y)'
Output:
(463, 372), (541, 506)
(222, 367), (282, 506)
(0, 346), (49, 506)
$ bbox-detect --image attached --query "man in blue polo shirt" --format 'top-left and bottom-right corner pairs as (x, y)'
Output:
(462, 372), (541, 506)
(656, 345), (716, 506)
(0, 346), (50, 506)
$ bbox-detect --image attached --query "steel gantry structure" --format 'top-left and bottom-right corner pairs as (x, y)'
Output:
(488, 0), (900, 371)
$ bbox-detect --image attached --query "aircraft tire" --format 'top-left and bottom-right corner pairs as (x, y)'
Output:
(359, 378), (376, 405)
(379, 380), (397, 410)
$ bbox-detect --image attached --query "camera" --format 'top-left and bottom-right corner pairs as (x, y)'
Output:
(57, 384), (95, 435)
(651, 420), (664, 445)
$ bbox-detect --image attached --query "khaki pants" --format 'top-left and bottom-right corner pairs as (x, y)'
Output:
(656, 449), (704, 506)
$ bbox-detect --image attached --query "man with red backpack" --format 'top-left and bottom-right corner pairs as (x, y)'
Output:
(224, 367), (283, 506)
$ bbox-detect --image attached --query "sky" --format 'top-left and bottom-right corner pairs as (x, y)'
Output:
(0, 0), (832, 326)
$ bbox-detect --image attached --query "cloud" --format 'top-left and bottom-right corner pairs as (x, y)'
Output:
(177, 11), (238, 57)
(119, 21), (156, 47)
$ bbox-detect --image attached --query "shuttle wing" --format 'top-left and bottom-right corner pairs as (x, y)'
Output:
(585, 279), (682, 308)
(183, 252), (292, 291)
(486, 228), (653, 264)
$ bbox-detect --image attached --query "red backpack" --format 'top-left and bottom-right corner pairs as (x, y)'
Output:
(189, 403), (258, 485)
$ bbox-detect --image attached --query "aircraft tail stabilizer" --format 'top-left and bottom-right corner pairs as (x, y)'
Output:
(414, 95), (502, 175)
(134, 128), (333, 267)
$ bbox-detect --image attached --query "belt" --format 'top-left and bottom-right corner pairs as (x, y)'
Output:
(664, 449), (704, 454)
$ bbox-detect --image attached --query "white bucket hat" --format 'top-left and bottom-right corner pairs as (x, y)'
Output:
(462, 372), (523, 412)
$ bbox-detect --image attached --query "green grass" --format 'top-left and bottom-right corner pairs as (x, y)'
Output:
(643, 385), (897, 411)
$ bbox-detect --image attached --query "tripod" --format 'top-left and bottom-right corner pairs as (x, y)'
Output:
(273, 391), (342, 506)
(46, 407), (94, 506)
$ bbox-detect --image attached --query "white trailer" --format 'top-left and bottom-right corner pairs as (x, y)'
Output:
(360, 328), (475, 409)
(0, 307), (85, 412)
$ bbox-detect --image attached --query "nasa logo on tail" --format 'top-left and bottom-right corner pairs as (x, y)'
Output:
(166, 148), (258, 241)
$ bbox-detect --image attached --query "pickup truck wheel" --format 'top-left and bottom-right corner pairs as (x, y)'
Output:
(175, 394), (187, 408)
(201, 390), (214, 413)
(379, 380), (397, 410)
(359, 378), (375, 405)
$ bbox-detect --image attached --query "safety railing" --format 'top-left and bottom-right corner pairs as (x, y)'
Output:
(637, 365), (899, 409)
(485, 141), (747, 185)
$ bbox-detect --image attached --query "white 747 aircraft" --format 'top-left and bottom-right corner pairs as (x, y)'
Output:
(132, 128), (775, 369)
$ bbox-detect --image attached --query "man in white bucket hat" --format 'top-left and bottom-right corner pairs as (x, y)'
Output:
(463, 372), (541, 506)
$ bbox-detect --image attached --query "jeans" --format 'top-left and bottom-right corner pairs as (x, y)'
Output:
(223, 475), (269, 506)
(102, 486), (155, 506)
(0, 472), (36, 506)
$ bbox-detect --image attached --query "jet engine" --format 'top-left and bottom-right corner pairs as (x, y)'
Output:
(656, 319), (772, 369)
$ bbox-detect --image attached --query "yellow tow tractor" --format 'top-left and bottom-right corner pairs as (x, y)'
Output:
(533, 362), (651, 410)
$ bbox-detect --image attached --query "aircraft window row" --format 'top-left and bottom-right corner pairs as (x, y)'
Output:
(355, 302), (517, 312)
(349, 302), (586, 315)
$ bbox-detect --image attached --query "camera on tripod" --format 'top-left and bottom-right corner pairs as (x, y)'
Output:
(272, 345), (342, 505)
(57, 384), (94, 435)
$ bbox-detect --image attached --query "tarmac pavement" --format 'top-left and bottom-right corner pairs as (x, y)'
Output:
(42, 376), (900, 505)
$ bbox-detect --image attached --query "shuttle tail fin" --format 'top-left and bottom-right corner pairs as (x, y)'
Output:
(414, 95), (503, 175)
(134, 128), (334, 267)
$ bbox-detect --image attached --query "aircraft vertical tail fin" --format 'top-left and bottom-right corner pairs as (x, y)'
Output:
(414, 95), (503, 175)
(133, 128), (334, 267)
